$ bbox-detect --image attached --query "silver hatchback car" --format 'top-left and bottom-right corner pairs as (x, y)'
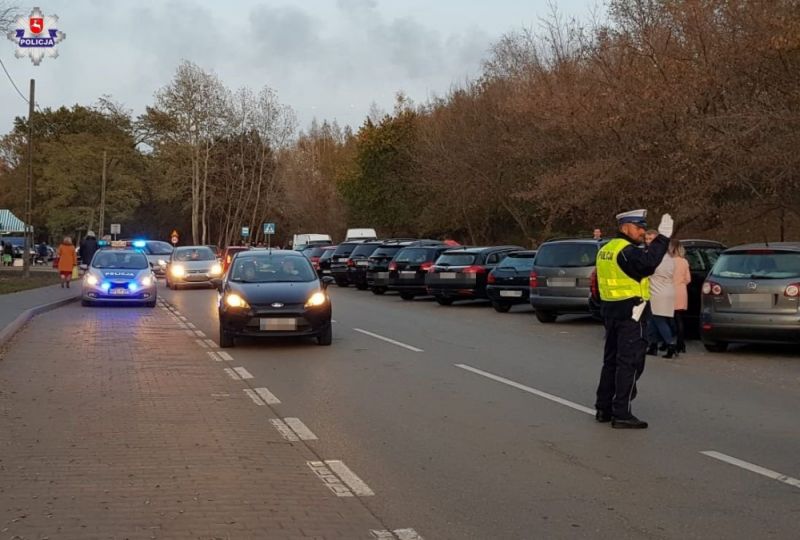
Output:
(700, 243), (800, 351)
(166, 245), (223, 289)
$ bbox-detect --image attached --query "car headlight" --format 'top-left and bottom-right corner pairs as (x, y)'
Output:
(210, 263), (222, 275)
(305, 291), (328, 307)
(141, 276), (153, 287)
(158, 259), (167, 267)
(225, 293), (249, 308)
(171, 264), (185, 277)
(85, 274), (99, 286)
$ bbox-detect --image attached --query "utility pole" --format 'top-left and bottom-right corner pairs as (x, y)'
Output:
(98, 150), (107, 237)
(23, 79), (34, 279)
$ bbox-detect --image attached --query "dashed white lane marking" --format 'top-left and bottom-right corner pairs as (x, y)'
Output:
(177, 322), (188, 329)
(179, 315), (188, 321)
(371, 529), (425, 540)
(204, 338), (217, 348)
(307, 461), (353, 497)
(455, 364), (595, 416)
(186, 322), (196, 329)
(701, 451), (800, 489)
(194, 329), (206, 338)
(184, 329), (196, 336)
(254, 387), (280, 404)
(353, 328), (424, 353)
(233, 367), (253, 379)
(244, 389), (265, 406)
(195, 339), (209, 349)
(223, 368), (241, 380)
(271, 419), (299, 441)
(207, 351), (223, 362)
(217, 351), (234, 361)
(283, 418), (318, 440)
(325, 460), (375, 496)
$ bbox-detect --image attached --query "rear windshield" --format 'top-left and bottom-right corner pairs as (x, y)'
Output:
(685, 246), (724, 272)
(396, 248), (434, 264)
(146, 241), (174, 255)
(436, 253), (477, 267)
(93, 251), (149, 270)
(535, 243), (598, 268)
(302, 246), (327, 258)
(319, 249), (336, 261)
(333, 243), (359, 257)
(497, 255), (536, 271)
(371, 246), (402, 258)
(174, 247), (216, 261)
(351, 244), (380, 258)
(711, 251), (800, 279)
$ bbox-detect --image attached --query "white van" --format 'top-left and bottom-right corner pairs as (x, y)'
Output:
(345, 228), (377, 241)
(292, 233), (332, 250)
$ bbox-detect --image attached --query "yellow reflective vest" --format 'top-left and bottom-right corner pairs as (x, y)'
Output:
(596, 238), (650, 302)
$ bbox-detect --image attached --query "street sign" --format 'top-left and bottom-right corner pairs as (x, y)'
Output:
(242, 226), (250, 238)
(170, 229), (179, 246)
(110, 223), (121, 235)
(263, 222), (275, 235)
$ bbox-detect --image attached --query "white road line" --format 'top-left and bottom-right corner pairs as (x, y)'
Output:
(244, 388), (265, 406)
(204, 338), (217, 348)
(255, 387), (280, 404)
(270, 419), (299, 441)
(455, 364), (595, 416)
(233, 367), (253, 379)
(186, 322), (196, 329)
(223, 368), (240, 380)
(217, 351), (234, 362)
(179, 316), (188, 321)
(195, 339), (209, 349)
(284, 417), (318, 440)
(701, 451), (800, 489)
(307, 461), (353, 497)
(194, 330), (206, 337)
(184, 329), (196, 336)
(371, 530), (425, 540)
(353, 328), (423, 353)
(325, 460), (375, 496)
(207, 351), (223, 362)
(177, 322), (188, 329)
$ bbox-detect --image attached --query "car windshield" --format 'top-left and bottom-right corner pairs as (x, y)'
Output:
(497, 255), (536, 270)
(146, 241), (174, 255)
(230, 254), (316, 283)
(711, 251), (800, 279)
(436, 253), (477, 266)
(93, 251), (148, 269)
(535, 243), (598, 267)
(396, 248), (432, 264)
(174, 247), (216, 261)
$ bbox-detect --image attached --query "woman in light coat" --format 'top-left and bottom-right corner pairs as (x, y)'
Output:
(56, 236), (77, 288)
(645, 230), (677, 358)
(670, 239), (691, 353)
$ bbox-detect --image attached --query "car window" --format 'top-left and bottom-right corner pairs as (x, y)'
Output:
(711, 251), (800, 279)
(701, 248), (723, 270)
(302, 246), (326, 257)
(396, 248), (430, 264)
(535, 243), (598, 267)
(333, 243), (359, 257)
(497, 256), (536, 271)
(146, 241), (174, 255)
(174, 247), (216, 261)
(684, 248), (707, 272)
(230, 255), (316, 283)
(350, 244), (380, 257)
(371, 247), (401, 258)
(436, 253), (477, 266)
(319, 249), (336, 261)
(93, 251), (149, 269)
(486, 253), (499, 265)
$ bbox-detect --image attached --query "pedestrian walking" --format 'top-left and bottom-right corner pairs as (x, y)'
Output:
(594, 209), (671, 429)
(1, 241), (11, 266)
(644, 230), (677, 358)
(670, 239), (691, 354)
(79, 231), (99, 269)
(56, 236), (77, 288)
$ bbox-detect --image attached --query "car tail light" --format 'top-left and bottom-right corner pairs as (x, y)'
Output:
(589, 269), (599, 300)
(463, 265), (485, 274)
(347, 259), (355, 267)
(311, 256), (320, 264)
(785, 283), (800, 298)
(388, 261), (397, 271)
(529, 271), (538, 288)
(420, 261), (433, 272)
(702, 281), (723, 296)
(487, 272), (496, 284)
(702, 323), (713, 332)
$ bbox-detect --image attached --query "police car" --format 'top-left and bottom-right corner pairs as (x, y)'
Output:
(81, 241), (158, 307)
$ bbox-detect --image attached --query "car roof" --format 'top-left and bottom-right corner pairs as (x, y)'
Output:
(681, 239), (726, 248)
(96, 248), (145, 255)
(440, 245), (522, 253)
(541, 237), (604, 245)
(724, 242), (800, 253)
(508, 250), (538, 256)
(236, 249), (306, 257)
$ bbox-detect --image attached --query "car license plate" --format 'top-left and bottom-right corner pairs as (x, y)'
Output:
(260, 318), (297, 331)
(375, 272), (389, 279)
(111, 288), (129, 296)
(322, 270), (331, 274)
(337, 258), (348, 262)
(500, 290), (522, 297)
(356, 260), (368, 266)
(439, 272), (456, 279)
(401, 271), (416, 279)
(730, 293), (772, 308)
(548, 278), (575, 287)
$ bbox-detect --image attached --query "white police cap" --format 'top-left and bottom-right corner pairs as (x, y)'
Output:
(616, 209), (647, 227)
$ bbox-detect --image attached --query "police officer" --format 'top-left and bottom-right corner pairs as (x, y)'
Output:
(595, 209), (672, 429)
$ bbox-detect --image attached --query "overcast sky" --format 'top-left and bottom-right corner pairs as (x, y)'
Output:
(1, 0), (594, 134)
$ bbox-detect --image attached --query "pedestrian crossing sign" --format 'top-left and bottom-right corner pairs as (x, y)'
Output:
(263, 223), (276, 235)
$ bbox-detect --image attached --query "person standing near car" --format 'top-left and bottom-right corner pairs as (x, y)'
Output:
(79, 231), (99, 269)
(644, 229), (677, 358)
(669, 239), (691, 354)
(594, 210), (671, 429)
(56, 236), (77, 288)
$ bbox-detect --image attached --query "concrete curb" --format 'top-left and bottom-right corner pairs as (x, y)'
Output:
(0, 294), (80, 347)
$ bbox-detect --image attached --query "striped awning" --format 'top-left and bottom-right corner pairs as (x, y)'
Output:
(0, 209), (26, 233)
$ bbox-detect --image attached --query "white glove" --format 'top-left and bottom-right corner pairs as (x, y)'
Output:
(658, 213), (674, 238)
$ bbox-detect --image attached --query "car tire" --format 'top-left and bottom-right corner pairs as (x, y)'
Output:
(435, 296), (453, 306)
(219, 326), (235, 348)
(81, 299), (92, 307)
(492, 302), (512, 313)
(703, 341), (728, 353)
(535, 310), (558, 323)
(371, 287), (386, 295)
(317, 324), (333, 346)
(145, 298), (157, 308)
(400, 292), (415, 301)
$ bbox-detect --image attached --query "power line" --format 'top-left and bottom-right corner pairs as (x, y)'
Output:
(0, 56), (28, 104)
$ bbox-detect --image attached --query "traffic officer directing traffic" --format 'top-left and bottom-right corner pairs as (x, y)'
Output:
(594, 209), (672, 429)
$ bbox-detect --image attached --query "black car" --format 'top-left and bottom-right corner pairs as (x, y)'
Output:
(387, 245), (455, 300)
(486, 250), (538, 312)
(316, 246), (337, 278)
(216, 250), (334, 347)
(330, 241), (366, 287)
(681, 239), (725, 337)
(345, 241), (383, 290)
(302, 244), (331, 273)
(368, 240), (440, 295)
(426, 246), (523, 305)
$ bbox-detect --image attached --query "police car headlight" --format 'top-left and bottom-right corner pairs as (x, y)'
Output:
(225, 293), (249, 308)
(85, 274), (99, 286)
(171, 264), (186, 277)
(141, 276), (153, 287)
(305, 291), (327, 308)
(210, 263), (222, 276)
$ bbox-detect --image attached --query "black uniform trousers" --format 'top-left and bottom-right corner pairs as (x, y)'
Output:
(595, 315), (648, 419)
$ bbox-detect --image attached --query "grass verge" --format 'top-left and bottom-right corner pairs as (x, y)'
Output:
(0, 271), (63, 294)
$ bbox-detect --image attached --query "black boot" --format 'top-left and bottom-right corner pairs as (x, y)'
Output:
(676, 342), (686, 354)
(663, 345), (677, 359)
(646, 343), (658, 356)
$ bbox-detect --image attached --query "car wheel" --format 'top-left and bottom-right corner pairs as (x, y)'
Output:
(535, 310), (558, 323)
(219, 326), (235, 348)
(81, 299), (92, 307)
(317, 324), (333, 346)
(492, 302), (512, 313)
(435, 296), (453, 306)
(145, 298), (157, 308)
(703, 341), (728, 353)
(400, 292), (415, 301)
(371, 287), (386, 295)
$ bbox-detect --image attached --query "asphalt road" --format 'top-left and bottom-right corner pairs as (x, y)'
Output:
(161, 283), (800, 540)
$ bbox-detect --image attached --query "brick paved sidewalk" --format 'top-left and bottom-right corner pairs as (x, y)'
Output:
(0, 283), (78, 333)
(0, 302), (387, 539)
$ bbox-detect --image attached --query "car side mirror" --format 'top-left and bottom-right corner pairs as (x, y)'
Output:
(321, 276), (335, 288)
(211, 278), (223, 291)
